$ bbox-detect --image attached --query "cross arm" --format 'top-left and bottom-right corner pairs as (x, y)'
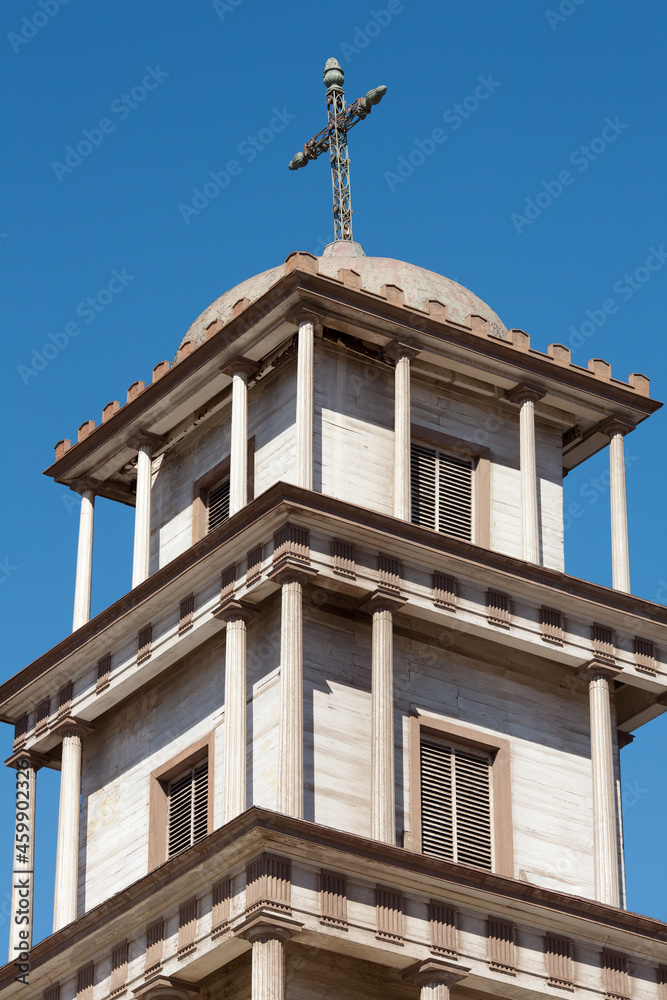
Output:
(288, 85), (387, 170)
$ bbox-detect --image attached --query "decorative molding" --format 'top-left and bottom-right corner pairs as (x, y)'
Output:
(429, 902), (457, 958)
(486, 591), (511, 628)
(488, 918), (516, 974)
(145, 918), (164, 974)
(245, 854), (291, 915)
(246, 544), (263, 585)
(44, 985), (60, 1000)
(376, 886), (403, 943)
(57, 681), (73, 719)
(272, 524), (311, 574)
(220, 355), (259, 379)
(233, 912), (303, 944)
(50, 716), (95, 740)
(133, 976), (199, 1000)
(177, 897), (197, 957)
(138, 625), (153, 665)
(357, 589), (406, 615)
(211, 877), (231, 937)
(220, 563), (237, 601)
(634, 637), (656, 674)
(76, 963), (94, 1000)
(593, 623), (616, 661)
(503, 381), (546, 405)
(320, 870), (347, 928)
(384, 339), (419, 363)
(545, 935), (574, 991)
(541, 607), (564, 645)
(179, 595), (194, 635)
(659, 966), (667, 999)
(333, 539), (356, 579)
(577, 655), (623, 683)
(13, 713), (28, 750)
(109, 941), (128, 997)
(433, 573), (457, 610)
(213, 598), (260, 624)
(35, 697), (50, 735)
(378, 553), (401, 595)
(598, 416), (635, 438)
(96, 653), (111, 693)
(126, 430), (167, 453)
(602, 949), (630, 1000)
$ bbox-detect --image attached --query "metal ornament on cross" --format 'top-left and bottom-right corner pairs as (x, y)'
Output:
(288, 57), (387, 242)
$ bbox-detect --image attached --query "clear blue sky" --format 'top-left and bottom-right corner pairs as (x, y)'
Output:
(1, 0), (666, 944)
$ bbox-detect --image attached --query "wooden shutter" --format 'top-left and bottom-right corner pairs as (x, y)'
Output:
(411, 444), (473, 541)
(420, 739), (492, 870)
(207, 480), (230, 532)
(167, 760), (208, 857)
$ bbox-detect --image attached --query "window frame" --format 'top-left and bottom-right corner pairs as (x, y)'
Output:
(408, 713), (513, 877)
(191, 437), (255, 543)
(410, 424), (490, 548)
(148, 733), (214, 870)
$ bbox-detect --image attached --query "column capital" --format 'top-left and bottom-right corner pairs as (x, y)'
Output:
(503, 381), (545, 405)
(133, 975), (200, 1000)
(51, 716), (96, 740)
(357, 589), (407, 615)
(126, 429), (167, 453)
(213, 598), (261, 623)
(576, 656), (623, 682)
(5, 747), (54, 771)
(385, 339), (419, 363)
(598, 416), (635, 438)
(234, 911), (303, 944)
(401, 958), (471, 988)
(267, 564), (319, 586)
(69, 477), (101, 496)
(220, 355), (259, 378)
(285, 303), (326, 328)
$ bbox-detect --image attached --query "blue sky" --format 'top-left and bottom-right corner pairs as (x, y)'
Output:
(1, 0), (666, 944)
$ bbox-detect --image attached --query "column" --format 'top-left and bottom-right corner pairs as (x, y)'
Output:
(387, 342), (419, 520)
(223, 358), (258, 516)
(216, 602), (258, 823)
(360, 591), (404, 845)
(600, 418), (633, 593)
(402, 959), (471, 1000)
(276, 572), (306, 818)
(295, 318), (314, 490)
(504, 383), (545, 564)
(236, 917), (302, 1000)
(52, 720), (93, 931)
(8, 752), (39, 960)
(132, 442), (152, 588)
(72, 484), (95, 631)
(579, 658), (621, 906)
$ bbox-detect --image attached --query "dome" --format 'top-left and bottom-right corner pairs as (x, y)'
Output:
(180, 242), (509, 350)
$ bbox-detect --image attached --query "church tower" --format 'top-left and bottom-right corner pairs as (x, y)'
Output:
(2, 59), (667, 1000)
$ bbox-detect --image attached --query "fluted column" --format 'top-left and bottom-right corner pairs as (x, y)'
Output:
(52, 719), (93, 930)
(402, 958), (471, 1000)
(215, 600), (258, 823)
(296, 318), (314, 490)
(360, 591), (405, 844)
(72, 482), (96, 631)
(600, 418), (633, 593)
(386, 342), (419, 520)
(578, 658), (621, 906)
(7, 752), (40, 961)
(223, 357), (258, 516)
(130, 430), (163, 588)
(276, 571), (306, 818)
(236, 916), (302, 1000)
(504, 383), (545, 563)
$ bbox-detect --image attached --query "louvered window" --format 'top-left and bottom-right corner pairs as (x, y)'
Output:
(411, 443), (473, 541)
(207, 479), (230, 532)
(420, 738), (493, 870)
(167, 760), (208, 858)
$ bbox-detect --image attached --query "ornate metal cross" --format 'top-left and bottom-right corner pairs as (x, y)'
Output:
(289, 58), (386, 243)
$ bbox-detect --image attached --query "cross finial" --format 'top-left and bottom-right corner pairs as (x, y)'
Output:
(289, 58), (387, 243)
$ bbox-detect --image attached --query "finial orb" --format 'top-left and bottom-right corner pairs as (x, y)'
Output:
(323, 57), (344, 89)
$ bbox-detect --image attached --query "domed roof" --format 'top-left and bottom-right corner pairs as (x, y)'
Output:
(180, 242), (508, 350)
